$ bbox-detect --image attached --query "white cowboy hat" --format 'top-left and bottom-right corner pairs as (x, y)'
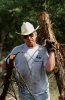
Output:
(21, 22), (39, 35)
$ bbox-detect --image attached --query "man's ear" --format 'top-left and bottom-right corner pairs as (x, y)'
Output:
(35, 32), (37, 38)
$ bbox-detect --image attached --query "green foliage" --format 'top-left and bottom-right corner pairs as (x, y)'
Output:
(0, 0), (65, 52)
(46, 0), (65, 43)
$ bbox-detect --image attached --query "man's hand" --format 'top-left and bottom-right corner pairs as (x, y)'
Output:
(45, 39), (55, 53)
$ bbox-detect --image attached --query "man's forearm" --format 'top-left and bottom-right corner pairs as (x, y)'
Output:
(46, 52), (55, 72)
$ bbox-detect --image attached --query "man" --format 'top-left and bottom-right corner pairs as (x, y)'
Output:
(0, 22), (55, 100)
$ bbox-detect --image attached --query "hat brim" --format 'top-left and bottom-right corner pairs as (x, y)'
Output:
(21, 25), (39, 36)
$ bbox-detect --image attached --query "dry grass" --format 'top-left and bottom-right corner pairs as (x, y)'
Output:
(49, 73), (59, 100)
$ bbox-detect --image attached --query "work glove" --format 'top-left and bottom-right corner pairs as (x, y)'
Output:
(45, 39), (55, 53)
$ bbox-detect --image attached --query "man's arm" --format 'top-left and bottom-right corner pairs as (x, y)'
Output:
(45, 52), (55, 72)
(45, 39), (55, 72)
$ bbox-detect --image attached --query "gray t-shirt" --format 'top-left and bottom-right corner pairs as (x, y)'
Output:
(6, 43), (49, 94)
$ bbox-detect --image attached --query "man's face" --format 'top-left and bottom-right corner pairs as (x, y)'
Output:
(22, 32), (37, 47)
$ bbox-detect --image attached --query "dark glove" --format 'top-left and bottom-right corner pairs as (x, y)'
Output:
(45, 39), (55, 53)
